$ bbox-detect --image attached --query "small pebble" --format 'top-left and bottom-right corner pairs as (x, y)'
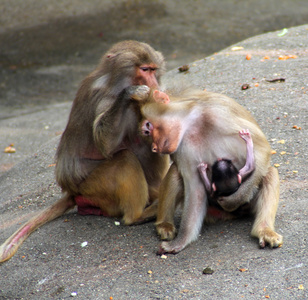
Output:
(202, 267), (214, 275)
(81, 241), (88, 247)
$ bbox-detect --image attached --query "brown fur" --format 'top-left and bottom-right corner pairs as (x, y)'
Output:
(0, 41), (169, 262)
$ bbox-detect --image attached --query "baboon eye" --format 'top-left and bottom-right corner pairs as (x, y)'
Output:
(140, 67), (157, 72)
(140, 67), (150, 72)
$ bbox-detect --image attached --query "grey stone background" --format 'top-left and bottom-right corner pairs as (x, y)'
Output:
(0, 1), (307, 299)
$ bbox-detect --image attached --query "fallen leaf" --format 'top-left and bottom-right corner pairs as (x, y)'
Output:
(238, 268), (248, 272)
(4, 145), (16, 153)
(274, 164), (280, 168)
(266, 78), (285, 83)
(271, 150), (277, 154)
(246, 54), (252, 60)
(298, 284), (304, 290)
(277, 28), (288, 36)
(178, 65), (189, 72)
(231, 46), (244, 51)
(280, 151), (286, 155)
(278, 55), (297, 60)
(277, 140), (285, 144)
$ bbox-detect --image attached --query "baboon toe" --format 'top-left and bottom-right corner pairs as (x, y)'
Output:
(257, 228), (283, 249)
(156, 222), (176, 240)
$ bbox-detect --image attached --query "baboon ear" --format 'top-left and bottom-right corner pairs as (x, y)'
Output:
(153, 90), (170, 104)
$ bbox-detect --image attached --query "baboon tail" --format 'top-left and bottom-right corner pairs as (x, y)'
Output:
(0, 194), (75, 263)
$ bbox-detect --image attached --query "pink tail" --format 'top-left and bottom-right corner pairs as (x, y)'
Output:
(0, 195), (75, 263)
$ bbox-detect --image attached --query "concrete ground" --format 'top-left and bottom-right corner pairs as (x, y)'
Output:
(0, 1), (307, 299)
